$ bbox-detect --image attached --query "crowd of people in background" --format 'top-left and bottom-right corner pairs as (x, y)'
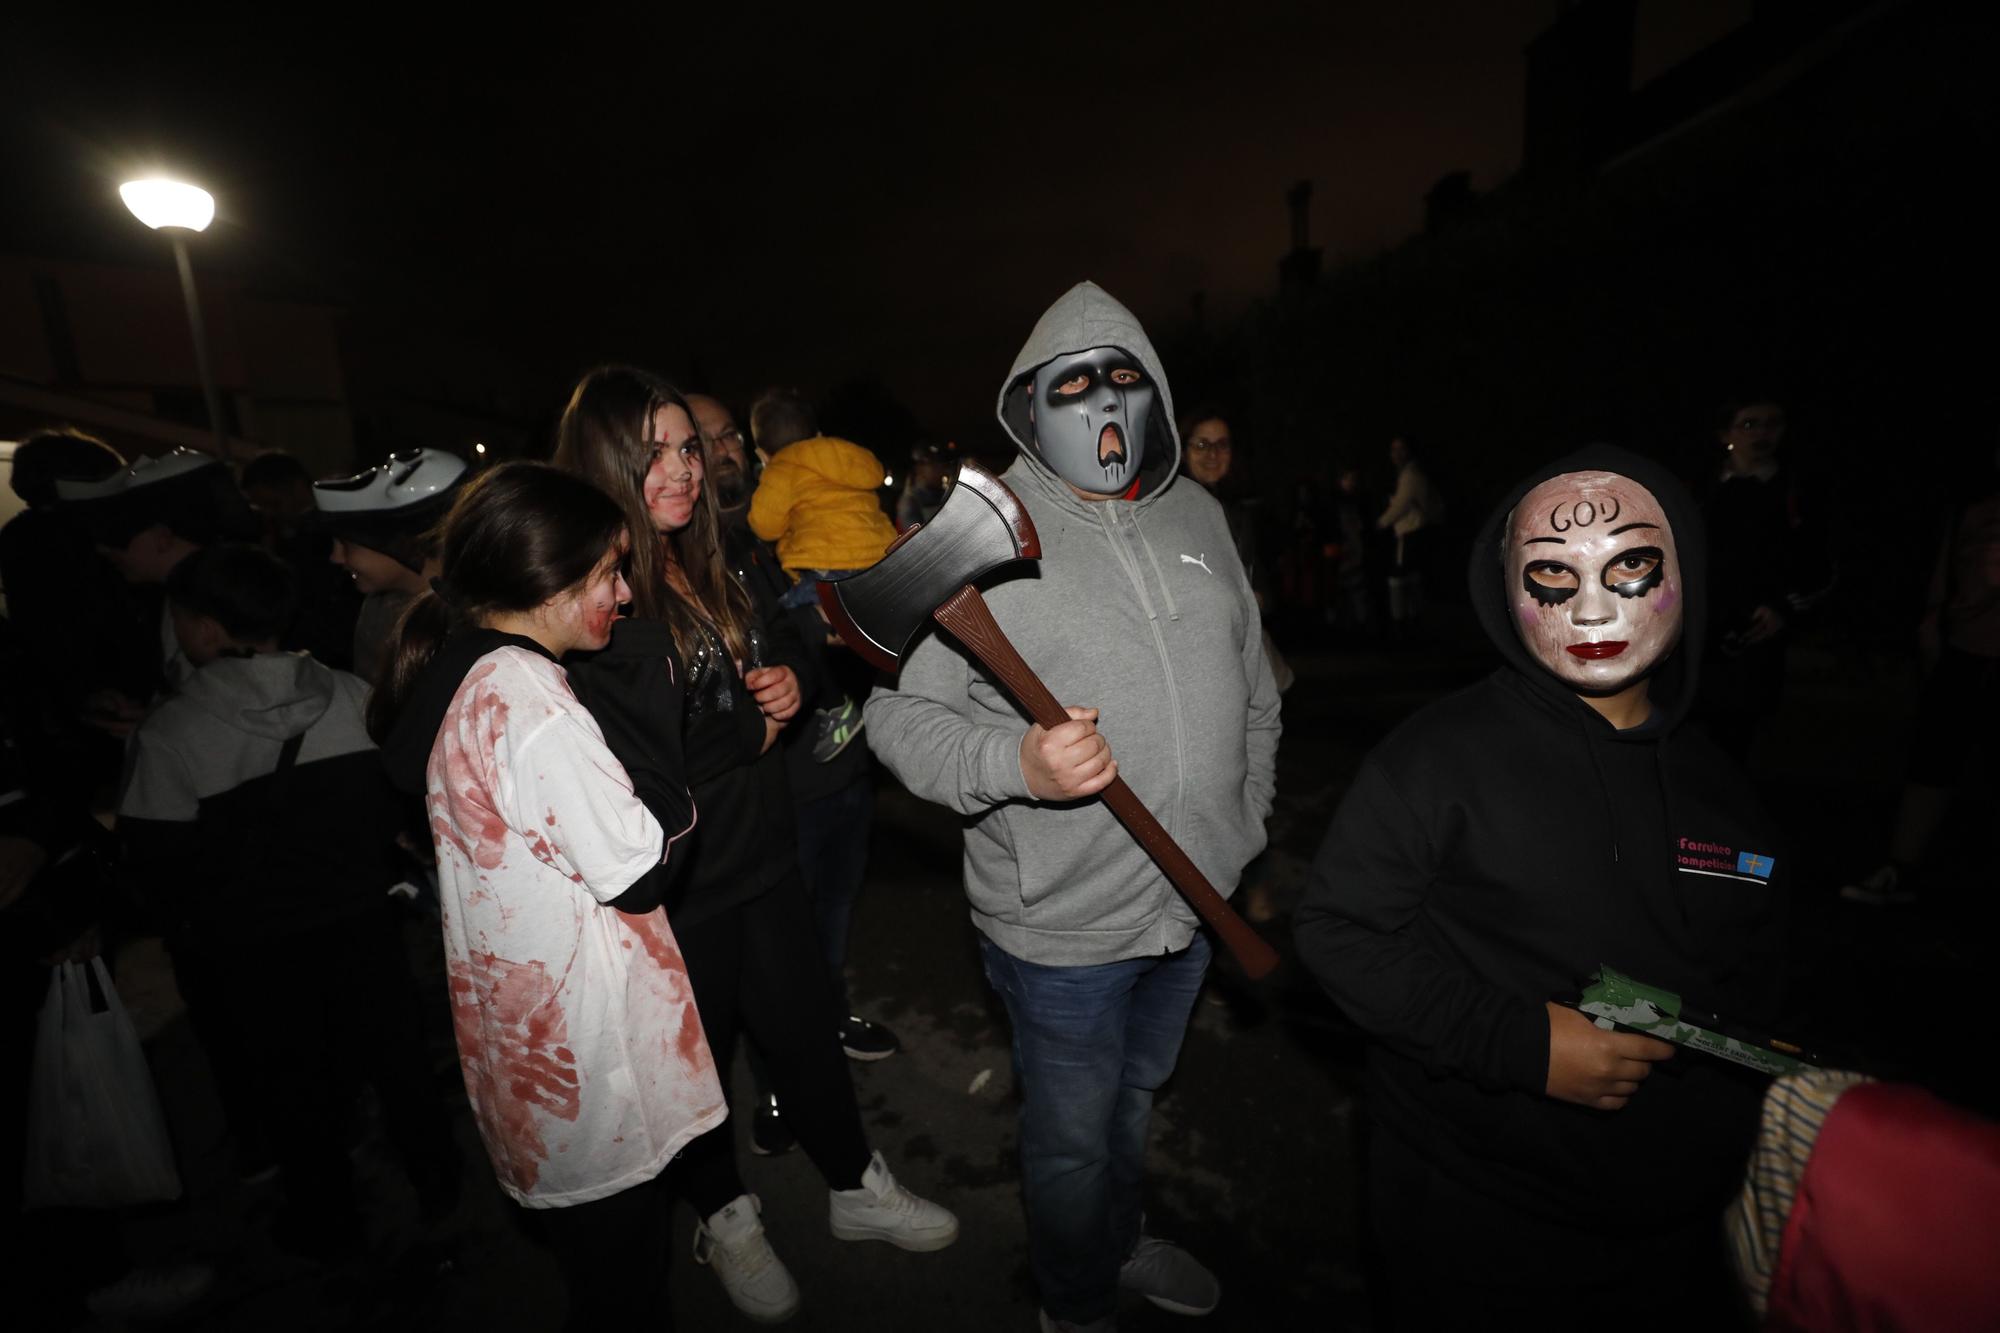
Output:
(0, 372), (961, 1327)
(1, 334), (1994, 1330)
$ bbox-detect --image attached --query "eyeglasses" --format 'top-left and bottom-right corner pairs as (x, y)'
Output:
(1731, 415), (1785, 432)
(701, 426), (746, 452)
(1187, 437), (1233, 453)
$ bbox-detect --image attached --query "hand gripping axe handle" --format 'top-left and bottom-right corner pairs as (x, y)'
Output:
(820, 462), (1280, 980)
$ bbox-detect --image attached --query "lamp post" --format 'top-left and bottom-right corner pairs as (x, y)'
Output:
(118, 178), (230, 461)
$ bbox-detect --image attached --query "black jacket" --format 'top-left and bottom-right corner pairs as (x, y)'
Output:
(1294, 445), (1788, 1228)
(121, 652), (401, 944)
(571, 561), (813, 930)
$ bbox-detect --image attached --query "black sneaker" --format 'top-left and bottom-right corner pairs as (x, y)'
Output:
(1838, 863), (1920, 906)
(413, 1160), (463, 1227)
(272, 1206), (366, 1263)
(750, 1092), (796, 1157)
(237, 1154), (281, 1187)
(838, 1016), (900, 1062)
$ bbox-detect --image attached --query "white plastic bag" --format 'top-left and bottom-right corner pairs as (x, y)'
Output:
(22, 958), (182, 1209)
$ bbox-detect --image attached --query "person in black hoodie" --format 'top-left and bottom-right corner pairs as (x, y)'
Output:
(1295, 446), (1787, 1331)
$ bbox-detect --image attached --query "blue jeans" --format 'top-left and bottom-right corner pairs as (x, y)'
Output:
(778, 567), (863, 611)
(795, 773), (873, 1013)
(978, 932), (1212, 1322)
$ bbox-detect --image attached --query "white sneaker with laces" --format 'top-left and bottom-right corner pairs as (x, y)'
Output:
(1039, 1310), (1118, 1332)
(1119, 1235), (1219, 1316)
(828, 1150), (959, 1250)
(693, 1194), (800, 1324)
(86, 1263), (215, 1320)
(1839, 864), (1919, 906)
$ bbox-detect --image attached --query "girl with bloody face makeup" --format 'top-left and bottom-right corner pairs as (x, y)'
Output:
(372, 464), (721, 1329)
(1296, 445), (1791, 1331)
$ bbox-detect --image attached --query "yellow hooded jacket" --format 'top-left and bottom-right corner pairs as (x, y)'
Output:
(748, 435), (899, 572)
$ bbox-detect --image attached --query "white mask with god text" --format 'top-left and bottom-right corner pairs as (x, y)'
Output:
(1507, 471), (1683, 693)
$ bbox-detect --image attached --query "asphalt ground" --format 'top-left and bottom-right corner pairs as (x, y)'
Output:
(82, 615), (1995, 1331)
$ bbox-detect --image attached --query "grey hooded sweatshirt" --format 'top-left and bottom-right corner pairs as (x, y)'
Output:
(865, 282), (1281, 966)
(120, 652), (400, 941)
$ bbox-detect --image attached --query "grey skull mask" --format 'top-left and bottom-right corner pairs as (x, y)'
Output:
(1027, 346), (1155, 495)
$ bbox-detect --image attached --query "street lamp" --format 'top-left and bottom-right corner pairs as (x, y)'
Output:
(119, 178), (229, 459)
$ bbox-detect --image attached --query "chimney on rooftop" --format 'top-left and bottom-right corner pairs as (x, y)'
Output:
(1278, 180), (1323, 294)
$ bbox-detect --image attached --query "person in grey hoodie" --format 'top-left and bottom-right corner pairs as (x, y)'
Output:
(866, 282), (1280, 1331)
(119, 544), (457, 1255)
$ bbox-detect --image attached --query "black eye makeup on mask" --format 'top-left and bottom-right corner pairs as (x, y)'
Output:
(1603, 546), (1665, 598)
(1523, 561), (1578, 604)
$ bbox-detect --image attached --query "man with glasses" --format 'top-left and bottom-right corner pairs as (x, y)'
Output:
(692, 398), (757, 527)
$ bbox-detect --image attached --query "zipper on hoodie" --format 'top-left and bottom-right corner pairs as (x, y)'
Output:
(1098, 500), (1191, 841)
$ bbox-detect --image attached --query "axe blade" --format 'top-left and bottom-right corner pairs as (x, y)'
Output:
(818, 461), (1040, 672)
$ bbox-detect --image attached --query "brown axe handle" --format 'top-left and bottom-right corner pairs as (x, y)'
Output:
(932, 584), (1280, 980)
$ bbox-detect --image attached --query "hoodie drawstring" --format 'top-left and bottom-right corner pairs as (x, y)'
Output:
(1580, 717), (1621, 864)
(1655, 732), (1692, 930)
(1097, 504), (1165, 622)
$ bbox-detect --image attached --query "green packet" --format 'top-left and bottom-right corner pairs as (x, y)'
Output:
(1560, 966), (1819, 1077)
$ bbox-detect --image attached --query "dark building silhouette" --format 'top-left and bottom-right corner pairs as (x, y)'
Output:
(1522, 0), (1637, 186)
(1236, 0), (1973, 636)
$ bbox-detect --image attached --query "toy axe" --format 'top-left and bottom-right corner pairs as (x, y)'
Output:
(820, 461), (1280, 980)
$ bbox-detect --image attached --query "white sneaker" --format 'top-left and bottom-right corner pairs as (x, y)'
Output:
(1039, 1310), (1118, 1332)
(1119, 1235), (1219, 1315)
(1839, 864), (1919, 906)
(86, 1263), (215, 1320)
(828, 1150), (959, 1251)
(693, 1194), (801, 1324)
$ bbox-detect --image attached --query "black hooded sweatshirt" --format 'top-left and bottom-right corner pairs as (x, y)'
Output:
(1294, 445), (1788, 1230)
(570, 563), (814, 930)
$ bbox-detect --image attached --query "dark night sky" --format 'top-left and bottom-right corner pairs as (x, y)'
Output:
(4, 3), (1749, 447)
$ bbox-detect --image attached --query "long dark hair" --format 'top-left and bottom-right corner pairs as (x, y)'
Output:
(366, 462), (626, 741)
(554, 364), (754, 664)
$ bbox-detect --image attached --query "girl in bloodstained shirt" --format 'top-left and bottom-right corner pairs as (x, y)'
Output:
(372, 462), (723, 1329)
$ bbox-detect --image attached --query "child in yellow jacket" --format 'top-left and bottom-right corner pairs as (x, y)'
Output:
(747, 434), (899, 602)
(747, 392), (900, 762)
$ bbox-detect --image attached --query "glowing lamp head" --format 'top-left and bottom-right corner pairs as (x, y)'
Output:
(119, 179), (215, 232)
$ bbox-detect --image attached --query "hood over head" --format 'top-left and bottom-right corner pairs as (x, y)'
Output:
(997, 282), (1179, 500)
(1470, 444), (1707, 734)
